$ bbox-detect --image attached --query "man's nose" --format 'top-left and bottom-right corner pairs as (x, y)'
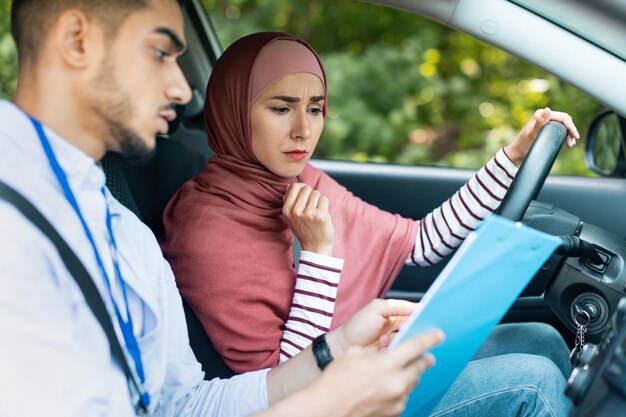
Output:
(166, 66), (192, 105)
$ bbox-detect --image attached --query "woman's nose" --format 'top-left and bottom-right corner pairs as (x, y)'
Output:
(291, 110), (311, 140)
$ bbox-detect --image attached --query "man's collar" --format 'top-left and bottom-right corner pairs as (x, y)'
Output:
(0, 100), (104, 193)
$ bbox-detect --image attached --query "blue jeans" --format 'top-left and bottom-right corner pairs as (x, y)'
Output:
(429, 323), (572, 417)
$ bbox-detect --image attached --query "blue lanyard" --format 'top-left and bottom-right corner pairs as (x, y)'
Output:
(28, 116), (150, 411)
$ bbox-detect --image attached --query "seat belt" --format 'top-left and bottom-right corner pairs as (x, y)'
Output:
(0, 180), (148, 415)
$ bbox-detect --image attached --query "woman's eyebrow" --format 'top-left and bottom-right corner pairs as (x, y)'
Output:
(271, 95), (326, 103)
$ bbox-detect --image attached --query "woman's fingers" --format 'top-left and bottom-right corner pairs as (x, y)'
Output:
(292, 185), (313, 214)
(284, 183), (332, 220)
(282, 183), (334, 255)
(284, 183), (328, 216)
(283, 183), (306, 213)
(542, 108), (580, 147)
(523, 108), (551, 142)
(509, 107), (580, 165)
(305, 190), (321, 214)
(317, 195), (329, 213)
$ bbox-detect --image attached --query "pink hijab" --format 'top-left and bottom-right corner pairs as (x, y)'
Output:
(162, 32), (418, 373)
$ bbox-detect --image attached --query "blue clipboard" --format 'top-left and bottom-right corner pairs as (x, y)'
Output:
(388, 214), (561, 417)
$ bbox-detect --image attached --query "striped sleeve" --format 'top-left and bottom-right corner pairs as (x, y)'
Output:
(407, 147), (518, 267)
(279, 251), (344, 363)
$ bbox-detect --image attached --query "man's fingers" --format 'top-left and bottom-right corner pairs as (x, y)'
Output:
(389, 315), (408, 330)
(371, 299), (418, 318)
(392, 329), (444, 367)
(417, 352), (436, 372)
(399, 352), (436, 391)
(406, 352), (436, 377)
(378, 318), (407, 348)
(374, 316), (409, 348)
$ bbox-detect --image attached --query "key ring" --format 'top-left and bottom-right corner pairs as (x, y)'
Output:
(574, 310), (591, 327)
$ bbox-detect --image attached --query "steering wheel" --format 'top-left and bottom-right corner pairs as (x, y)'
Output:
(494, 121), (626, 347)
(496, 121), (567, 221)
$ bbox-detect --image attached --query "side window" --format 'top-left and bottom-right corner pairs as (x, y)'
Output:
(203, 0), (601, 176)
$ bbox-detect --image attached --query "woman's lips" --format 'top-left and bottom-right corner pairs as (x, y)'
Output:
(283, 150), (308, 161)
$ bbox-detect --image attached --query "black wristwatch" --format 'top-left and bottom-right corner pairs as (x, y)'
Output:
(312, 333), (334, 370)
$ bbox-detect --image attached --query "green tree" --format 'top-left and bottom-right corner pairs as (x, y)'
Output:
(204, 0), (599, 175)
(0, 0), (17, 100)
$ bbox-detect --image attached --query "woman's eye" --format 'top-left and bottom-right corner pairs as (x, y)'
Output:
(271, 107), (289, 114)
(308, 108), (323, 115)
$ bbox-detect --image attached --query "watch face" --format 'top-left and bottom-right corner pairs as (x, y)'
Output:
(313, 334), (333, 370)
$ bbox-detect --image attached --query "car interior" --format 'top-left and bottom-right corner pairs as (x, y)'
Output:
(101, 3), (626, 409)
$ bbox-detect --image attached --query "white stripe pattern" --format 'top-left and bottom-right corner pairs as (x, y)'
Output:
(279, 251), (343, 363)
(408, 147), (518, 266)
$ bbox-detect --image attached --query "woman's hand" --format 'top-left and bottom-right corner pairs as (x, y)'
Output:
(283, 183), (335, 256)
(505, 107), (580, 166)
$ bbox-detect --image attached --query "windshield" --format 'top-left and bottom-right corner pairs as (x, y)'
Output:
(510, 0), (626, 62)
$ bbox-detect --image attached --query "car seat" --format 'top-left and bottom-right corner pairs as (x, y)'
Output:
(101, 130), (236, 380)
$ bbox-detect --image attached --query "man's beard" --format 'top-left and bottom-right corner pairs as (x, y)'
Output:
(90, 62), (158, 166)
(103, 112), (157, 166)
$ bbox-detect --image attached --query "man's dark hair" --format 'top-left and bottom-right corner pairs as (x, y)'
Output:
(10, 0), (184, 66)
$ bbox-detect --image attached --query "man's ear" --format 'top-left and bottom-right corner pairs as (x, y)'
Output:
(53, 9), (103, 70)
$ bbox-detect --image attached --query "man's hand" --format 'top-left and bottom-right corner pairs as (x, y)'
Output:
(304, 330), (443, 417)
(505, 107), (580, 166)
(283, 183), (335, 256)
(327, 299), (422, 358)
(264, 299), (433, 412)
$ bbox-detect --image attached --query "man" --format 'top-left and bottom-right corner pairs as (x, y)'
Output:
(0, 1), (442, 416)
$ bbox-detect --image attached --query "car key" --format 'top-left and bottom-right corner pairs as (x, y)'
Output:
(570, 308), (590, 365)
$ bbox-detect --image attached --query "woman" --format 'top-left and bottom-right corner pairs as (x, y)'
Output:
(162, 32), (578, 376)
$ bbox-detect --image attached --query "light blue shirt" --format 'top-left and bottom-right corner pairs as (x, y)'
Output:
(0, 100), (269, 417)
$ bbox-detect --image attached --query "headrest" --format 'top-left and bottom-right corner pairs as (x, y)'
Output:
(168, 86), (205, 133)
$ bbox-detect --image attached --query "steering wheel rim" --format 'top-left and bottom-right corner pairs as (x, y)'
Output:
(496, 121), (568, 221)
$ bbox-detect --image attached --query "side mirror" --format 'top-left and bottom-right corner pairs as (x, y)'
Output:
(585, 110), (626, 177)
